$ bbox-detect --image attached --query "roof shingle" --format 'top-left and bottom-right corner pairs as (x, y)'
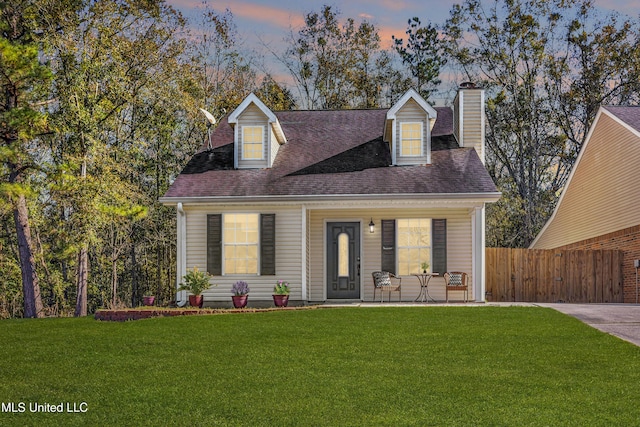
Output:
(603, 106), (640, 134)
(163, 107), (498, 199)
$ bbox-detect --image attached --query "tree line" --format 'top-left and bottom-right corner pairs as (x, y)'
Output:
(1, 0), (639, 317)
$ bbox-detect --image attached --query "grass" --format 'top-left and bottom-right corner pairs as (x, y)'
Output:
(1, 307), (639, 426)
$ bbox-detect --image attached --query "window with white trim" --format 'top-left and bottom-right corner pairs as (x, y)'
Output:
(242, 126), (264, 160)
(400, 122), (423, 157)
(397, 218), (431, 275)
(223, 214), (259, 274)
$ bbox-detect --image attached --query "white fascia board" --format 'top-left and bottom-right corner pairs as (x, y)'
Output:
(228, 93), (277, 124)
(159, 192), (502, 207)
(271, 120), (287, 144)
(386, 88), (438, 120)
(228, 93), (286, 144)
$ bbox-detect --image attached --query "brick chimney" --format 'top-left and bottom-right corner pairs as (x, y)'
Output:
(453, 82), (485, 164)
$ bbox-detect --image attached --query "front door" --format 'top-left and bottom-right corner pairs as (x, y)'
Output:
(326, 222), (360, 299)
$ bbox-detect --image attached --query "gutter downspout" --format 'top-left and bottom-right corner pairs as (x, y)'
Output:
(176, 203), (187, 307)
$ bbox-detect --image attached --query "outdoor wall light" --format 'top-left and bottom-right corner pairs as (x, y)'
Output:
(369, 218), (375, 233)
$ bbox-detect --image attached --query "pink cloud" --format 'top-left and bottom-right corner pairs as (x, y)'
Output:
(379, 0), (410, 12)
(378, 25), (408, 49)
(226, 1), (306, 29)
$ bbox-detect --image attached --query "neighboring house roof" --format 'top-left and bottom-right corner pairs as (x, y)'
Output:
(163, 106), (498, 201)
(602, 106), (640, 135)
(530, 105), (640, 249)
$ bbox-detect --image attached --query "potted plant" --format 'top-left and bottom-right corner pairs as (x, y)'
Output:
(142, 295), (155, 306)
(273, 280), (290, 307)
(231, 281), (250, 308)
(421, 261), (430, 274)
(178, 266), (213, 308)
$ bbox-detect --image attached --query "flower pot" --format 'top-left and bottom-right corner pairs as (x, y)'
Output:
(232, 295), (248, 308)
(189, 295), (203, 308)
(272, 294), (289, 307)
(142, 296), (155, 306)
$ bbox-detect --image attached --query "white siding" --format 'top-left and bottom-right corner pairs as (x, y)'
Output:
(183, 205), (303, 302)
(455, 89), (484, 162)
(181, 203), (478, 304)
(270, 126), (280, 167)
(395, 99), (430, 165)
(237, 104), (269, 169)
(308, 208), (473, 302)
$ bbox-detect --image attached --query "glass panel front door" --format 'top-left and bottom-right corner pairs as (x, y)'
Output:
(327, 222), (360, 299)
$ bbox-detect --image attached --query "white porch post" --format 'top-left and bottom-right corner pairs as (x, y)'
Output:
(471, 205), (486, 302)
(176, 203), (187, 306)
(301, 205), (307, 301)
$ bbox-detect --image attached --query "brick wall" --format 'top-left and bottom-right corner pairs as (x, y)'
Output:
(557, 224), (640, 303)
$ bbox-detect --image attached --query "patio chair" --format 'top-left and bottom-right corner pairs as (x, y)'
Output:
(444, 272), (469, 302)
(372, 271), (401, 303)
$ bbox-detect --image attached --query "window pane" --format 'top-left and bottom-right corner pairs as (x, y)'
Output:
(397, 218), (431, 274)
(338, 232), (349, 277)
(226, 260), (236, 274)
(239, 261), (248, 275)
(243, 126), (263, 160)
(223, 213), (259, 274)
(236, 246), (247, 259)
(247, 231), (259, 243)
(247, 214), (259, 229)
(400, 122), (422, 157)
(247, 246), (258, 259)
(225, 246), (235, 258)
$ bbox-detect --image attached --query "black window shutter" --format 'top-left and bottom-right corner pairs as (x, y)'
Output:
(207, 214), (222, 275)
(432, 219), (447, 275)
(381, 219), (396, 274)
(260, 213), (276, 275)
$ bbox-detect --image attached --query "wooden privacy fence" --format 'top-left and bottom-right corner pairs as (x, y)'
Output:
(486, 248), (624, 303)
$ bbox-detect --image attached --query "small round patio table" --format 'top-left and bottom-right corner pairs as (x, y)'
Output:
(414, 272), (439, 303)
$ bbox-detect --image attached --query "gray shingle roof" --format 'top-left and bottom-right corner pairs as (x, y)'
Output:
(163, 107), (498, 199)
(603, 106), (640, 134)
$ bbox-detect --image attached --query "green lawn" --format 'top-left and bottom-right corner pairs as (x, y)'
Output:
(1, 307), (639, 426)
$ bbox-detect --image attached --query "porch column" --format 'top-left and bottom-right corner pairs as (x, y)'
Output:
(176, 203), (187, 306)
(471, 205), (486, 302)
(301, 205), (307, 301)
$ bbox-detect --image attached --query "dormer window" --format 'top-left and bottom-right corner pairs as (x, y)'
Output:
(242, 125), (264, 160)
(384, 89), (437, 166)
(400, 122), (423, 157)
(228, 93), (287, 169)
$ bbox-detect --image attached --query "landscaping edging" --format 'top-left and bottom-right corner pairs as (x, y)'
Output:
(95, 306), (315, 321)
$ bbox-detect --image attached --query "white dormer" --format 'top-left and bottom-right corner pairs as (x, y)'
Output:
(384, 89), (437, 166)
(228, 93), (287, 169)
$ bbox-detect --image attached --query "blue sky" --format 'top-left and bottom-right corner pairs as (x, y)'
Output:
(166, 0), (640, 89)
(167, 0), (640, 46)
(168, 1), (460, 55)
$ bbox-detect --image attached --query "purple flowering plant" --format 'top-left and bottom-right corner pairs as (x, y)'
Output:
(231, 280), (250, 296)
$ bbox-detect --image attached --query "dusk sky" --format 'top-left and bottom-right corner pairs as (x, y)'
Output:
(166, 0), (640, 89)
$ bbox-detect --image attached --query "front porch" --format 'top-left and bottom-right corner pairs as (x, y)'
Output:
(304, 203), (486, 303)
(176, 200), (487, 305)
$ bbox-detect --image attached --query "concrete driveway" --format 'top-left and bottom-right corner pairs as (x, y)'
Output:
(538, 303), (640, 347)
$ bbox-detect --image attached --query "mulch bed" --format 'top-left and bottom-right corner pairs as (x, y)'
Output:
(95, 306), (317, 321)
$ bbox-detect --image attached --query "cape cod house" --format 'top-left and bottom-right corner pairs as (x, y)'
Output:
(160, 86), (500, 305)
(530, 106), (640, 303)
